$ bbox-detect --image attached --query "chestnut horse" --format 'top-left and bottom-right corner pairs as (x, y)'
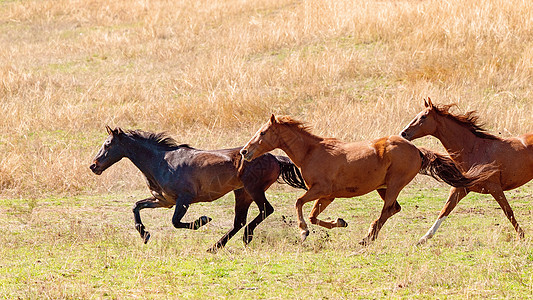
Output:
(240, 115), (495, 245)
(90, 126), (306, 253)
(401, 98), (533, 244)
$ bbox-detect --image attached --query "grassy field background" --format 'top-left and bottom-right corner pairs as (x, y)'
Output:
(1, 0), (533, 298)
(1, 185), (533, 298)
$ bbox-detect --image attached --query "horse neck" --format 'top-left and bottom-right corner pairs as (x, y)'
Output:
(276, 126), (322, 167)
(434, 115), (480, 162)
(122, 137), (167, 179)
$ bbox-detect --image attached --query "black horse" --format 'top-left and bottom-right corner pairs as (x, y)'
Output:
(90, 126), (306, 253)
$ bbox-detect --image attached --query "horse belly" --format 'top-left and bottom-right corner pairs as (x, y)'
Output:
(495, 144), (533, 191)
(331, 163), (387, 198)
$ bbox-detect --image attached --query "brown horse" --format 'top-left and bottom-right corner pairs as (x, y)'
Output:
(90, 126), (306, 253)
(401, 98), (533, 244)
(240, 115), (495, 245)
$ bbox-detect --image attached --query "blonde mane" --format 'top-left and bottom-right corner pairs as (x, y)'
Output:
(275, 115), (313, 133)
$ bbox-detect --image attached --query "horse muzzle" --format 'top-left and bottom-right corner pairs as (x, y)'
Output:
(89, 162), (103, 175)
(400, 130), (413, 141)
(239, 148), (254, 161)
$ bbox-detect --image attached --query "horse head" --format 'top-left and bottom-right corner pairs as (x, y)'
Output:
(400, 97), (439, 140)
(90, 126), (127, 175)
(240, 114), (280, 161)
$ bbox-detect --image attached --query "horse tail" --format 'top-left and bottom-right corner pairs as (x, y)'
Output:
(418, 147), (497, 188)
(275, 156), (308, 190)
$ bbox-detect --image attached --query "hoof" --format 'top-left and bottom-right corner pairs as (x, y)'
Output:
(193, 216), (213, 230)
(143, 232), (151, 244)
(300, 230), (310, 242)
(416, 237), (428, 246)
(206, 246), (219, 254)
(200, 215), (213, 225)
(243, 233), (253, 245)
(337, 218), (348, 227)
(359, 238), (370, 246)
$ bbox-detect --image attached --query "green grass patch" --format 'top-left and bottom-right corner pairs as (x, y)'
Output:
(1, 185), (532, 298)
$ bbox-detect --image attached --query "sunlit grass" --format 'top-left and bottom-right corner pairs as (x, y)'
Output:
(1, 185), (532, 298)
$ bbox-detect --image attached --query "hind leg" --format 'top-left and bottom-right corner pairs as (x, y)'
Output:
(360, 188), (402, 245)
(242, 191), (274, 246)
(417, 187), (468, 245)
(308, 198), (347, 229)
(208, 189), (253, 253)
(490, 186), (525, 239)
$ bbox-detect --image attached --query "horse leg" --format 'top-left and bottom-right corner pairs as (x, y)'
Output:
(308, 197), (347, 229)
(207, 189), (253, 253)
(295, 189), (322, 242)
(490, 186), (525, 239)
(417, 187), (468, 245)
(132, 197), (166, 244)
(171, 195), (212, 230)
(360, 188), (402, 245)
(242, 190), (274, 246)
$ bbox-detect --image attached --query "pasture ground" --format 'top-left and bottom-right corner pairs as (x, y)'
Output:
(1, 183), (532, 299)
(1, 0), (533, 299)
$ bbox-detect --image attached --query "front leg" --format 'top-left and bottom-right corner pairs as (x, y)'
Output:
(132, 197), (165, 244)
(172, 195), (212, 230)
(295, 188), (322, 241)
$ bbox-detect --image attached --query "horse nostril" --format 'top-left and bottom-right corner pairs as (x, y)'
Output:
(90, 163), (97, 170)
(240, 149), (248, 156)
(401, 132), (407, 138)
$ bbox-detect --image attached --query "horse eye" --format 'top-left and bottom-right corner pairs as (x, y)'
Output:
(420, 115), (427, 120)
(260, 131), (266, 136)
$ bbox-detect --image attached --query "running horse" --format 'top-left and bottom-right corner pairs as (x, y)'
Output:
(240, 115), (495, 245)
(401, 98), (533, 244)
(90, 126), (306, 253)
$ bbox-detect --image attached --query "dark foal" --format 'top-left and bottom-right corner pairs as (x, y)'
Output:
(90, 126), (306, 253)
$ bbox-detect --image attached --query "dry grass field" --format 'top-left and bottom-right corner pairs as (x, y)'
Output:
(1, 0), (533, 298)
(1, 0), (532, 196)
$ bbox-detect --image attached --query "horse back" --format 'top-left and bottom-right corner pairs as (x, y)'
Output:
(476, 134), (533, 190)
(304, 135), (421, 196)
(186, 147), (281, 198)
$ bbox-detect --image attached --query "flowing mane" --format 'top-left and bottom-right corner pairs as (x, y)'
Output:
(275, 116), (319, 137)
(124, 129), (194, 150)
(433, 104), (500, 140)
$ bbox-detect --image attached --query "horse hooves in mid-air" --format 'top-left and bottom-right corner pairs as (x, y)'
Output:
(337, 218), (348, 227)
(192, 216), (212, 230)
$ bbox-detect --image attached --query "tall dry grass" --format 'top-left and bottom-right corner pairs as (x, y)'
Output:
(1, 0), (532, 196)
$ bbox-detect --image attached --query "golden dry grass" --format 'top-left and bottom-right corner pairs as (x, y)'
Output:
(1, 0), (532, 196)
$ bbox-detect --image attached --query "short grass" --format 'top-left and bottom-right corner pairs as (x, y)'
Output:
(1, 183), (532, 299)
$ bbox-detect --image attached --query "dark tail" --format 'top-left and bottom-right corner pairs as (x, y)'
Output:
(275, 156), (308, 190)
(418, 148), (497, 188)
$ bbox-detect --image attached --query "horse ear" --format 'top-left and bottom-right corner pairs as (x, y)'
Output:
(426, 97), (433, 108)
(270, 114), (277, 124)
(424, 99), (429, 107)
(115, 127), (124, 135)
(105, 125), (113, 135)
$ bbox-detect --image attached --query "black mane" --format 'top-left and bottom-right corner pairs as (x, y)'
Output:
(124, 129), (194, 150)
